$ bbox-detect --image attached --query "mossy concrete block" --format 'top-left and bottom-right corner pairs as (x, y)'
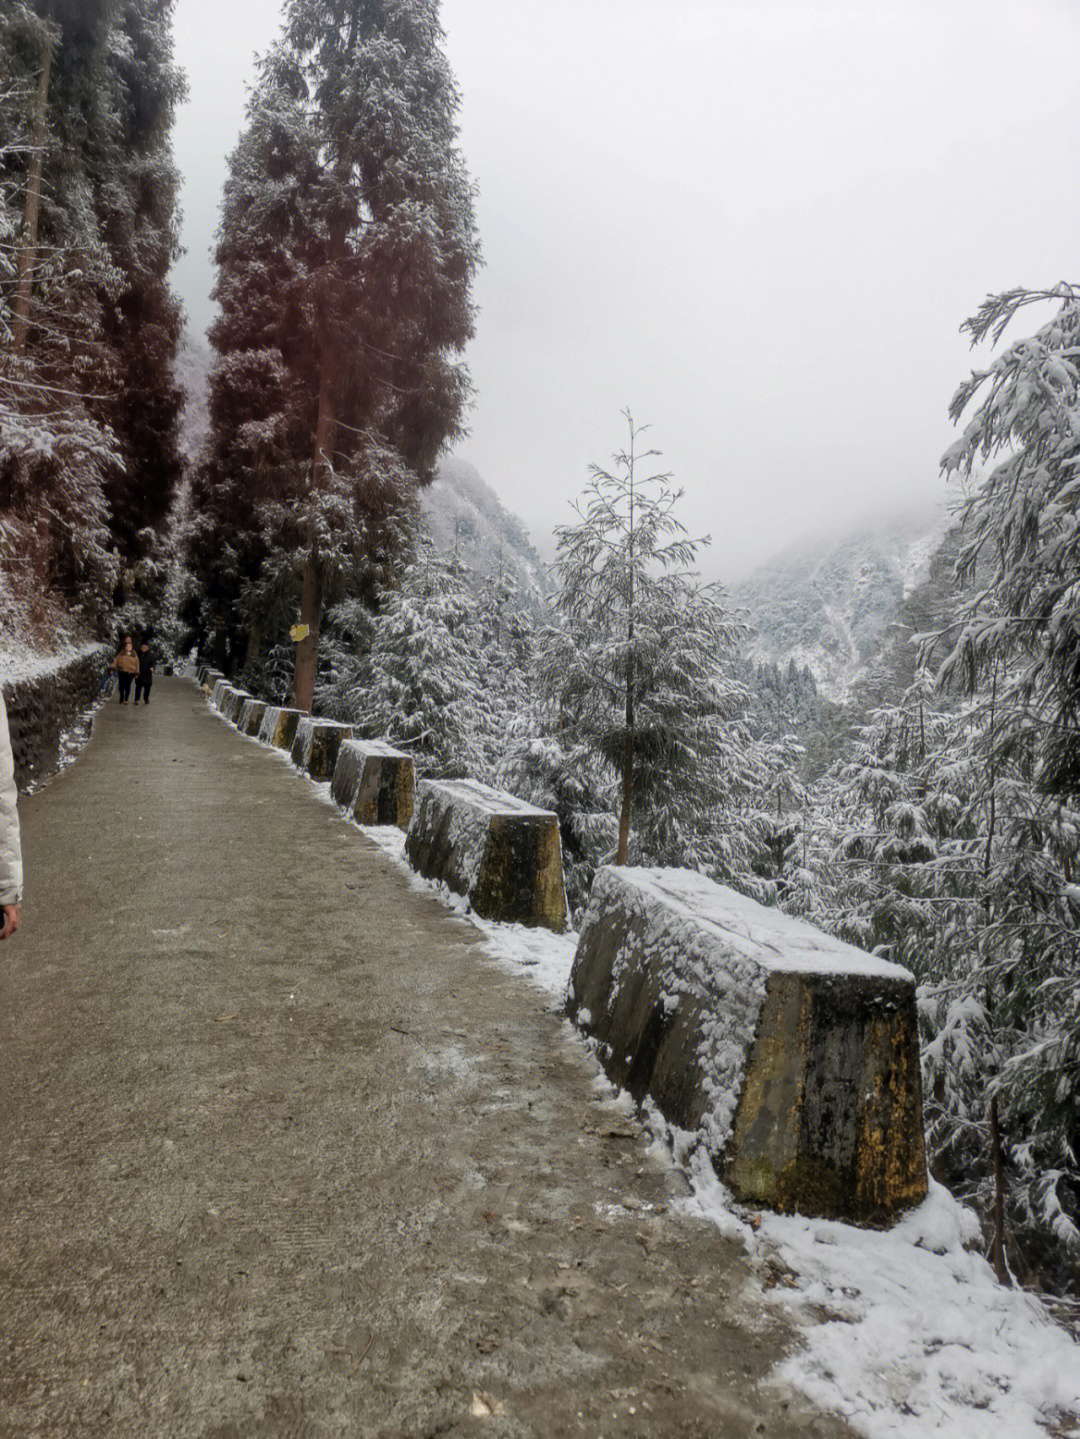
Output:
(291, 717), (354, 780)
(201, 669), (224, 694)
(405, 778), (567, 931)
(229, 690), (252, 723)
(239, 698), (268, 737)
(215, 686), (247, 722)
(568, 866), (927, 1226)
(258, 706), (303, 751)
(210, 678), (230, 706)
(330, 739), (415, 827)
(212, 682), (237, 712)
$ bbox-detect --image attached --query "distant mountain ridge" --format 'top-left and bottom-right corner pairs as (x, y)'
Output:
(734, 512), (948, 698)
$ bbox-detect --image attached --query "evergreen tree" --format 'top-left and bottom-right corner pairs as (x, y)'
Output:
(93, 0), (187, 576)
(931, 285), (1080, 1288)
(0, 0), (185, 635)
(349, 545), (495, 777)
(940, 284), (1080, 800)
(1, 0), (121, 633)
(196, 0), (479, 705)
(540, 412), (752, 871)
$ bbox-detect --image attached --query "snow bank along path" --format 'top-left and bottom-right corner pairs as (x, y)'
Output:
(198, 669), (1080, 1439)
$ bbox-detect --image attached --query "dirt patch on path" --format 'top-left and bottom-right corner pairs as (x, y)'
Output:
(0, 680), (852, 1438)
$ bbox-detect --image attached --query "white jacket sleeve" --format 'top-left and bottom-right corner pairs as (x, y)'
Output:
(0, 691), (23, 905)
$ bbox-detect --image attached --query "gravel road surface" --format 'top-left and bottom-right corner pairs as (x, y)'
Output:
(0, 679), (852, 1438)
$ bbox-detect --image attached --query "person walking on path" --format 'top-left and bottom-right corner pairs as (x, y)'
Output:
(134, 642), (154, 706)
(111, 636), (139, 705)
(0, 689), (22, 941)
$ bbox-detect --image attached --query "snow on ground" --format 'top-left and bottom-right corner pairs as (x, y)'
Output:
(0, 638), (106, 687)
(203, 680), (1080, 1439)
(667, 1136), (1080, 1439)
(757, 1188), (1080, 1439)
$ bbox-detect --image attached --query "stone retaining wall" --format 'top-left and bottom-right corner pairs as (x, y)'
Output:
(2, 646), (110, 790)
(568, 866), (927, 1225)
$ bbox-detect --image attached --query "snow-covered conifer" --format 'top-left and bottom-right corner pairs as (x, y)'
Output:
(538, 412), (754, 879)
(195, 0), (479, 705)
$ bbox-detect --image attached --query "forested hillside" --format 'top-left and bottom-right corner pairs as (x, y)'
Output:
(735, 513), (946, 698)
(0, 0), (185, 653)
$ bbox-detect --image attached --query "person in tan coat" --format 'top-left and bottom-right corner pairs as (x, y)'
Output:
(111, 635), (140, 705)
(0, 689), (22, 941)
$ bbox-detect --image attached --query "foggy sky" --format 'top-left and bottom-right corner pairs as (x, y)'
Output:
(170, 0), (1080, 583)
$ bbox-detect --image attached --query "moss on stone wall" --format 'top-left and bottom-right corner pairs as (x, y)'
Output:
(3, 649), (109, 791)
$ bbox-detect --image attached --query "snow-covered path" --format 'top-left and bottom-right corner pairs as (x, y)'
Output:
(0, 678), (851, 1438)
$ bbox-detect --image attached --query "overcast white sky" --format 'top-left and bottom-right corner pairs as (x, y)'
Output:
(171, 0), (1080, 582)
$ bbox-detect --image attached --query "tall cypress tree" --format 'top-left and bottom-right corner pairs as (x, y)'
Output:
(93, 0), (187, 571)
(1, 0), (124, 630)
(198, 0), (480, 706)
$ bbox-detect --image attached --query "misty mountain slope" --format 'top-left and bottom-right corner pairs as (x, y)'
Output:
(172, 340), (545, 609)
(421, 457), (548, 607)
(735, 513), (947, 698)
(176, 331), (212, 460)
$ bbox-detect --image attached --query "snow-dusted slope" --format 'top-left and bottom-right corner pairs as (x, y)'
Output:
(421, 456), (548, 608)
(735, 512), (948, 698)
(175, 331), (212, 461)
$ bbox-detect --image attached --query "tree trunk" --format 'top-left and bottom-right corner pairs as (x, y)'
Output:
(291, 366), (337, 712)
(615, 422), (636, 866)
(11, 21), (55, 354)
(988, 1094), (1008, 1283)
(616, 718), (633, 865)
(292, 549), (323, 713)
(244, 615), (264, 671)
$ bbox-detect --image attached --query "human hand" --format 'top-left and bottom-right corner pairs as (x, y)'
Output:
(0, 903), (21, 940)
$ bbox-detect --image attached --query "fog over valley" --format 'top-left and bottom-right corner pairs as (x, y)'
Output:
(169, 0), (1080, 582)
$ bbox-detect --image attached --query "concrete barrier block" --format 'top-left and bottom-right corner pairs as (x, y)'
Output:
(239, 698), (268, 737)
(291, 717), (354, 780)
(330, 739), (415, 827)
(405, 778), (567, 931)
(568, 866), (927, 1225)
(218, 687), (250, 724)
(257, 706), (303, 751)
(210, 677), (230, 706)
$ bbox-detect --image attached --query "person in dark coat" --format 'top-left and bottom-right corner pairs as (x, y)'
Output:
(134, 642), (154, 706)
